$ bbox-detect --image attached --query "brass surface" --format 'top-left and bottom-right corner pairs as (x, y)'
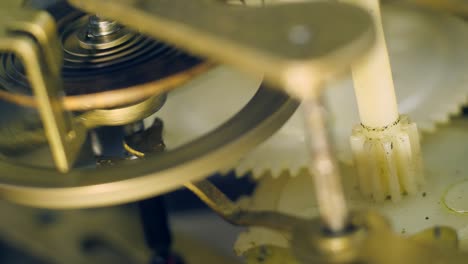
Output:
(185, 179), (468, 263)
(0, 3), (85, 172)
(185, 180), (307, 232)
(67, 0), (375, 99)
(0, 94), (167, 154)
(78, 95), (166, 129)
(245, 226), (460, 264)
(0, 86), (297, 208)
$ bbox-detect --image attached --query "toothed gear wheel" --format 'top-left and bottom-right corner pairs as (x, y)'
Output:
(235, 118), (468, 257)
(235, 3), (468, 178)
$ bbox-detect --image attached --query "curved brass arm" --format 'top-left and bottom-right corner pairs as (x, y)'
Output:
(185, 179), (468, 264)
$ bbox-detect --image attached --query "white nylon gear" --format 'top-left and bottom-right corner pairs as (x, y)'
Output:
(235, 118), (468, 256)
(235, 3), (468, 178)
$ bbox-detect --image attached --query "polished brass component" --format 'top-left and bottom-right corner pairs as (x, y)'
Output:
(184, 181), (238, 217)
(0, 95), (166, 154)
(78, 95), (166, 129)
(0, 3), (84, 172)
(77, 15), (129, 50)
(185, 180), (307, 232)
(0, 1), (211, 111)
(87, 15), (121, 36)
(67, 0), (375, 99)
(123, 143), (145, 159)
(0, 61), (214, 111)
(0, 87), (297, 208)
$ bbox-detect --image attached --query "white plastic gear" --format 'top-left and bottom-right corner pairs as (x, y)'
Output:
(235, 118), (468, 256)
(236, 3), (468, 177)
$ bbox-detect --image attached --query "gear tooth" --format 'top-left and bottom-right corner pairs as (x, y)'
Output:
(235, 167), (250, 178)
(265, 165), (277, 178)
(235, 161), (252, 177)
(234, 4), (468, 181)
(272, 163), (283, 177)
(252, 167), (267, 179)
(394, 133), (417, 194)
(289, 164), (302, 177)
(350, 116), (423, 201)
(367, 140), (386, 202)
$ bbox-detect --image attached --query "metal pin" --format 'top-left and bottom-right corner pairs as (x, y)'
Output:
(302, 97), (348, 233)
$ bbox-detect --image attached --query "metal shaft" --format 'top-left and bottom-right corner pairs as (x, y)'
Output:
(88, 15), (121, 37)
(302, 98), (348, 232)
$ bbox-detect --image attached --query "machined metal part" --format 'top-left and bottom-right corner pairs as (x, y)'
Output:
(78, 95), (167, 129)
(63, 0), (375, 233)
(0, 2), (202, 96)
(67, 0), (375, 99)
(236, 117), (468, 261)
(244, 226), (460, 264)
(0, 2), (207, 171)
(0, 94), (166, 155)
(291, 212), (467, 264)
(124, 118), (166, 158)
(0, 86), (298, 208)
(0, 0), (378, 207)
(185, 179), (307, 232)
(302, 98), (348, 232)
(185, 179), (468, 264)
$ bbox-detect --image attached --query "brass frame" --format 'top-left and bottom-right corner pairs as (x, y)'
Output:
(0, 6), (85, 172)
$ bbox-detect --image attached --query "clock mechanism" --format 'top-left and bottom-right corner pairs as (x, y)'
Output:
(0, 0), (467, 263)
